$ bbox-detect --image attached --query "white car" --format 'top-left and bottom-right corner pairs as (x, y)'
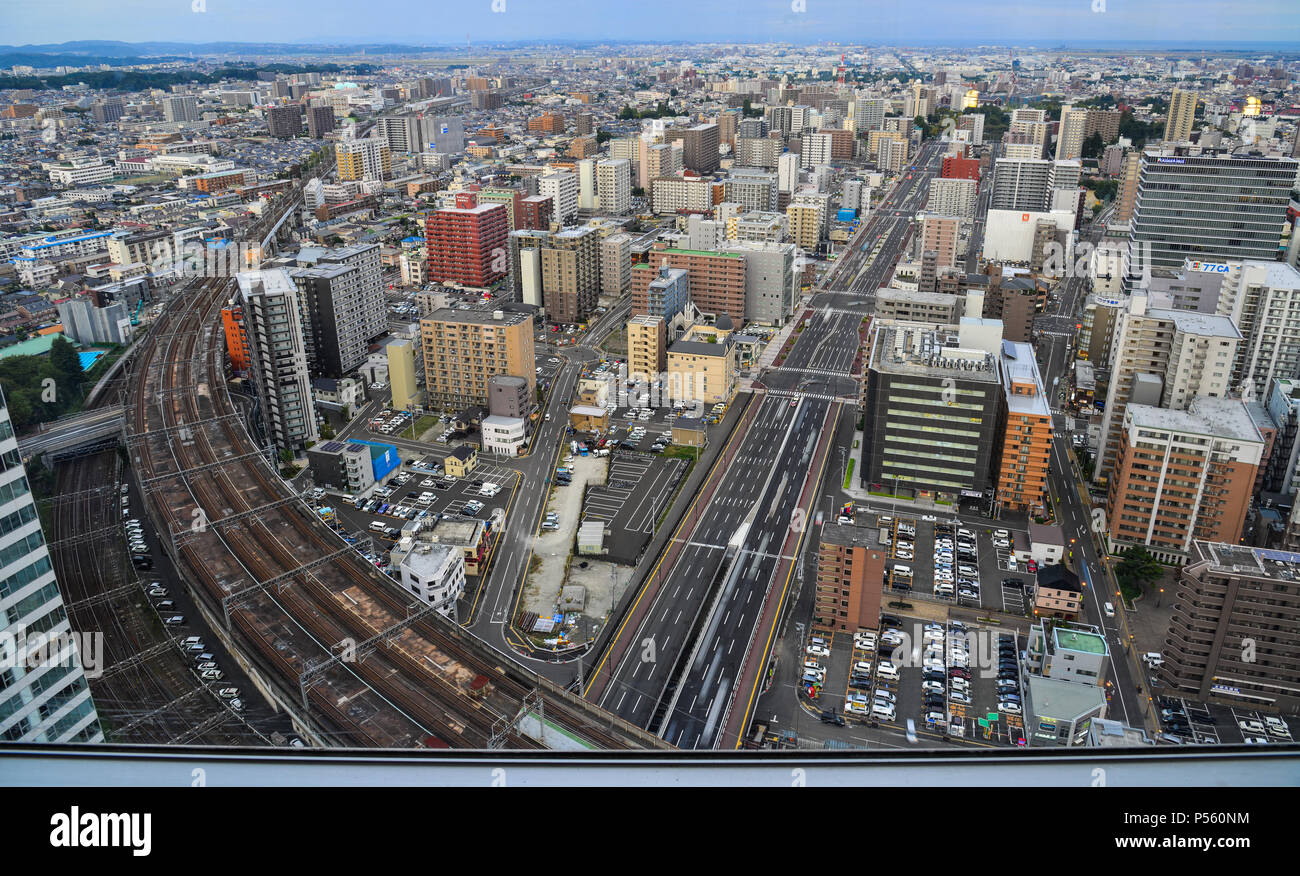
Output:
(852, 661), (873, 675)
(854, 634), (877, 650)
(1264, 716), (1290, 737)
(997, 701), (1023, 715)
(948, 691), (972, 705)
(921, 681), (945, 696)
(872, 690), (897, 705)
(845, 701), (870, 716)
(805, 644), (830, 658)
(949, 677), (971, 692)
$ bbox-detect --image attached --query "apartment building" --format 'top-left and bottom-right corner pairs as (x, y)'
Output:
(628, 314), (667, 382)
(651, 176), (717, 215)
(1214, 261), (1300, 398)
(813, 522), (887, 632)
(997, 342), (1053, 514)
(1114, 151), (1142, 224)
(0, 387), (103, 743)
(861, 320), (1004, 501)
(420, 308), (535, 409)
(853, 97), (887, 133)
(800, 131), (834, 169)
(1161, 540), (1300, 712)
(540, 225), (601, 324)
(237, 269), (319, 450)
(1164, 89), (1198, 142)
(335, 137), (391, 181)
(538, 171), (579, 224)
(724, 169), (779, 212)
(919, 213), (961, 270)
(425, 195), (509, 287)
(734, 136), (780, 169)
(600, 233), (631, 295)
(1126, 148), (1297, 285)
(266, 104), (303, 139)
(633, 247), (746, 324)
(279, 243), (385, 377)
(163, 95), (200, 123)
(941, 155), (981, 182)
(728, 211), (787, 244)
(597, 158), (632, 215)
(306, 104), (335, 138)
(387, 337), (420, 412)
(666, 123), (720, 175)
(877, 137), (911, 174)
(520, 194), (553, 231)
(1107, 398), (1263, 562)
(1095, 293), (1241, 481)
(1055, 105), (1089, 161)
(787, 196), (828, 251)
(926, 177), (978, 218)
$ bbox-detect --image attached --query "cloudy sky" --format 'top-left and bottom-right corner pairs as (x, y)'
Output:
(4, 0), (1298, 48)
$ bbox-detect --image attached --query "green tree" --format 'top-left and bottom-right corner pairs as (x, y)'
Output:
(742, 98), (762, 118)
(1081, 131), (1105, 160)
(1115, 546), (1163, 597)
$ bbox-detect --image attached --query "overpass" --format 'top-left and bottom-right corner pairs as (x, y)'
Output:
(17, 406), (124, 462)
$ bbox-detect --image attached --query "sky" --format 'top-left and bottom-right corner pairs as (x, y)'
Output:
(3, 0), (1299, 49)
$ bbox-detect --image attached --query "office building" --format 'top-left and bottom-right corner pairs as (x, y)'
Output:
(1161, 540), (1300, 712)
(861, 320), (1004, 501)
(1165, 89), (1198, 143)
(668, 325), (736, 405)
(1126, 148), (1297, 285)
(721, 240), (797, 326)
(1114, 151), (1141, 223)
(420, 308), (535, 409)
(875, 289), (962, 324)
(1107, 398), (1263, 561)
(236, 269), (318, 450)
(0, 386), (103, 743)
(424, 194), (509, 287)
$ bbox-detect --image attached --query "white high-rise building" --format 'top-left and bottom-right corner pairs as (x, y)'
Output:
(164, 95), (200, 123)
(800, 132), (833, 169)
(597, 158), (631, 215)
(0, 386), (103, 743)
(778, 152), (801, 194)
(853, 97), (887, 133)
(1055, 105), (1089, 161)
(237, 269), (318, 451)
(577, 159), (597, 211)
(926, 177), (978, 218)
(539, 170), (579, 225)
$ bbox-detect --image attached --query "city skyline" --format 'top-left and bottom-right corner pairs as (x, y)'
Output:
(4, 0), (1300, 49)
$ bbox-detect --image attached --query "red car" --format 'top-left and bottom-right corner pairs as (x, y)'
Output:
(1027, 560), (1038, 573)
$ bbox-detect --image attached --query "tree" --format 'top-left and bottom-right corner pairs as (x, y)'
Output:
(741, 98), (762, 118)
(1115, 546), (1163, 596)
(1081, 131), (1105, 160)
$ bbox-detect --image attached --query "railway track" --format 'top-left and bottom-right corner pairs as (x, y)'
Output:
(128, 274), (660, 749)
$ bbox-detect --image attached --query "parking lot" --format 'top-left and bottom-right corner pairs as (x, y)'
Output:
(1154, 694), (1294, 746)
(581, 452), (688, 564)
(868, 509), (1035, 616)
(799, 614), (1029, 746)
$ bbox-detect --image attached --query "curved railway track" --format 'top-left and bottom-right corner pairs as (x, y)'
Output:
(129, 275), (660, 749)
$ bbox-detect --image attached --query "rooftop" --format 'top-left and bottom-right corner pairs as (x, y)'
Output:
(1054, 627), (1108, 655)
(1025, 675), (1108, 723)
(1126, 397), (1262, 444)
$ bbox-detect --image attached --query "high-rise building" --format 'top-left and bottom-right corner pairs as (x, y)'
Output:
(1161, 539), (1300, 712)
(600, 233), (631, 295)
(991, 158), (1053, 211)
(596, 158), (631, 215)
(852, 97), (887, 133)
(1164, 89), (1199, 143)
(335, 137), (391, 181)
(1107, 398), (1262, 561)
(267, 104), (303, 139)
(425, 195), (509, 287)
(236, 269), (318, 450)
(800, 131), (834, 169)
(1114, 150), (1142, 223)
(91, 97), (124, 124)
(941, 155), (981, 182)
(0, 384), (103, 743)
(814, 523), (887, 632)
(919, 213), (961, 269)
(721, 240), (797, 326)
(540, 225), (601, 324)
(628, 315), (667, 382)
(734, 136), (781, 168)
(1126, 148), (1297, 285)
(633, 248), (746, 324)
(926, 177), (978, 218)
(538, 171), (579, 224)
(281, 243), (385, 377)
(306, 104), (336, 138)
(1095, 292), (1242, 480)
(163, 95), (200, 123)
(420, 308), (535, 408)
(861, 321), (1004, 501)
(666, 122), (721, 175)
(996, 342), (1053, 514)
(724, 169), (779, 212)
(1055, 105), (1089, 161)
(1212, 260), (1300, 398)
(576, 159), (597, 210)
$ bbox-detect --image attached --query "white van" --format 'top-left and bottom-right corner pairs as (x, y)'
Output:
(1143, 652), (1164, 667)
(892, 564), (913, 578)
(1103, 601), (1116, 617)
(369, 521), (387, 532)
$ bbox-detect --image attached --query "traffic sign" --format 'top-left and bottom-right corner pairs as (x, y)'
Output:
(977, 718), (989, 729)
(986, 712), (999, 722)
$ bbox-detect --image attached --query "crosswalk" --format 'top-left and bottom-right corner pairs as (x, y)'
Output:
(758, 388), (855, 404)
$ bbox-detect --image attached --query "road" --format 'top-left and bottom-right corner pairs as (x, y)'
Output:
(585, 141), (948, 746)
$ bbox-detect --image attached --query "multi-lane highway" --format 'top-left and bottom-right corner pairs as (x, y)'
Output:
(584, 139), (949, 746)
